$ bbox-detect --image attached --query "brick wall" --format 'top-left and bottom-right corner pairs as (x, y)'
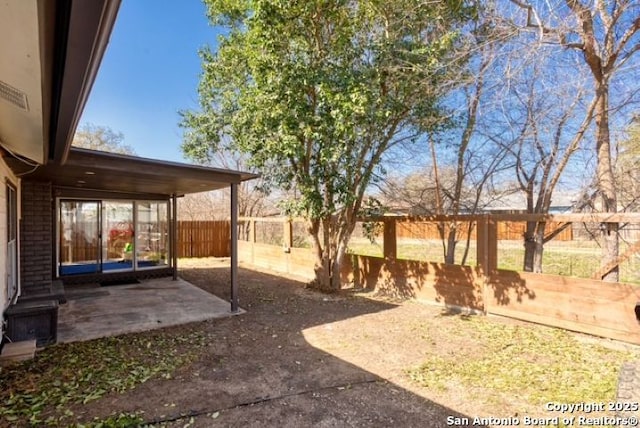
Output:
(20, 180), (53, 296)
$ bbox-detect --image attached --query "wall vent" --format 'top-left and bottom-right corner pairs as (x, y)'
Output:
(0, 80), (29, 111)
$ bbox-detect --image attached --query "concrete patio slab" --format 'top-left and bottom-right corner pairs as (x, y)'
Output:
(57, 277), (242, 343)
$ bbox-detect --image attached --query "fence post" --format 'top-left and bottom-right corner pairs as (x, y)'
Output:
(283, 219), (293, 250)
(249, 219), (256, 243)
(477, 215), (497, 314)
(383, 218), (397, 260)
(249, 219), (256, 264)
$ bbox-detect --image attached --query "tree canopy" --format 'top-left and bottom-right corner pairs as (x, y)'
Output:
(72, 123), (135, 155)
(181, 0), (474, 289)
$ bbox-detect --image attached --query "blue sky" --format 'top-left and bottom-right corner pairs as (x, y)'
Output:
(80, 0), (220, 162)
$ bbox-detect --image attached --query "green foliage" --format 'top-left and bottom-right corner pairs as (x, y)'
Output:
(0, 330), (208, 426)
(75, 413), (146, 428)
(182, 0), (474, 288)
(359, 197), (386, 244)
(181, 0), (473, 220)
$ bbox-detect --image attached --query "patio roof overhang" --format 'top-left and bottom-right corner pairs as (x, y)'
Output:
(11, 147), (258, 198)
(1, 0), (251, 315)
(0, 0), (121, 165)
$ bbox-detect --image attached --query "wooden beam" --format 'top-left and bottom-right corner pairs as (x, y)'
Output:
(476, 215), (497, 274)
(592, 239), (640, 280)
(238, 213), (640, 224)
(492, 213), (640, 223)
(354, 213), (640, 224)
(358, 214), (484, 223)
(238, 216), (291, 223)
(543, 222), (573, 243)
(249, 219), (256, 243)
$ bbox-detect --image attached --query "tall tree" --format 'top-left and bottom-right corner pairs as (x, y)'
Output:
(509, 0), (640, 281)
(427, 11), (511, 265)
(378, 4), (512, 265)
(486, 51), (595, 272)
(72, 123), (136, 155)
(181, 0), (473, 290)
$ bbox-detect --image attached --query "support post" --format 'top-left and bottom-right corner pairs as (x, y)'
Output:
(230, 183), (239, 312)
(171, 194), (178, 280)
(476, 215), (498, 273)
(249, 219), (255, 243)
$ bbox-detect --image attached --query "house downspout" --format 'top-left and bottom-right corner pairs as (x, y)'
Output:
(171, 194), (178, 280)
(230, 183), (239, 312)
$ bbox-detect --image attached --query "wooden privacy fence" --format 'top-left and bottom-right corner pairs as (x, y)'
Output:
(396, 219), (573, 241)
(237, 214), (640, 345)
(60, 220), (231, 261)
(177, 220), (230, 258)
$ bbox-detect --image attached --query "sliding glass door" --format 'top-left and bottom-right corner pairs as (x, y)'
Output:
(135, 201), (169, 269)
(102, 201), (134, 271)
(59, 201), (101, 275)
(58, 199), (170, 276)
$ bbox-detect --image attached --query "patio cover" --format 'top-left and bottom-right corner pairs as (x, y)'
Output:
(8, 147), (257, 313)
(1, 0), (252, 314)
(22, 147), (257, 197)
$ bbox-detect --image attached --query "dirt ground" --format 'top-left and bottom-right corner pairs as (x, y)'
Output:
(64, 258), (631, 427)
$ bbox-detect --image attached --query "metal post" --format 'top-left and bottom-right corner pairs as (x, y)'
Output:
(172, 194), (178, 280)
(230, 183), (239, 312)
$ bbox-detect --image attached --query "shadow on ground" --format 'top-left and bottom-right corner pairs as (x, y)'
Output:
(68, 263), (483, 427)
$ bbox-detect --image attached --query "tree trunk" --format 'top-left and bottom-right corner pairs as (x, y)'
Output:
(523, 221), (535, 272)
(445, 225), (457, 264)
(331, 239), (349, 290)
(436, 222), (447, 262)
(308, 217), (352, 291)
(532, 222), (545, 273)
(595, 83), (619, 282)
(523, 221), (546, 273)
(460, 221), (474, 265)
(312, 256), (332, 291)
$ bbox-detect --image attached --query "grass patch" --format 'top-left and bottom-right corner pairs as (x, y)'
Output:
(407, 316), (636, 408)
(0, 329), (209, 427)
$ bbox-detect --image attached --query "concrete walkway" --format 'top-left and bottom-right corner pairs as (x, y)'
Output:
(57, 277), (242, 343)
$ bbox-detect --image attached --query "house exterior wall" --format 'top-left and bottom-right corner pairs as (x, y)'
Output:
(19, 180), (52, 296)
(0, 156), (21, 337)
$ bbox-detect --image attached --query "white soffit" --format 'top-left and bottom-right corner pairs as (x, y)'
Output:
(0, 0), (44, 164)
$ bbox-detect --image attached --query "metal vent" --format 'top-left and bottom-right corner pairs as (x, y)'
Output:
(0, 80), (28, 111)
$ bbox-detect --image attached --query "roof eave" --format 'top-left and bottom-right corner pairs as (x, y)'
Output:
(47, 0), (121, 165)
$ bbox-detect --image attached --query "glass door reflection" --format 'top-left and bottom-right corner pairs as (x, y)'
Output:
(135, 201), (169, 269)
(59, 201), (101, 275)
(102, 201), (134, 272)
